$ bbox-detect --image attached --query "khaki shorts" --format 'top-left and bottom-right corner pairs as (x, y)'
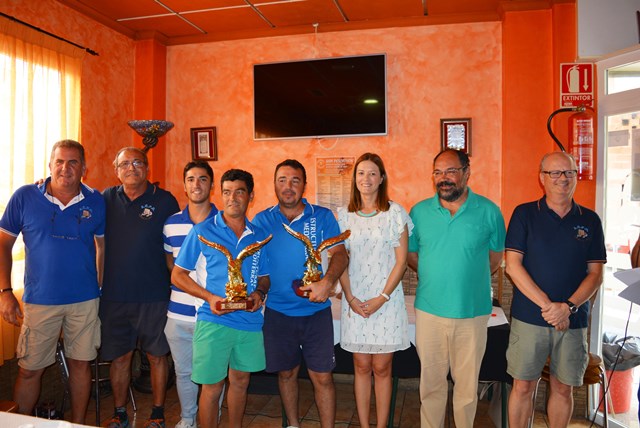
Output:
(17, 298), (101, 370)
(506, 318), (588, 386)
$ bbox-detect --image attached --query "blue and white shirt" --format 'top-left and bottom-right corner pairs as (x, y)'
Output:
(163, 203), (217, 322)
(253, 198), (343, 317)
(175, 211), (270, 332)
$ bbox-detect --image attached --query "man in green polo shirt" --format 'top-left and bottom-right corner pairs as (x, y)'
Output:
(407, 149), (506, 428)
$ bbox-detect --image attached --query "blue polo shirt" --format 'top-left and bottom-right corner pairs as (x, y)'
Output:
(102, 182), (179, 302)
(408, 188), (506, 318)
(0, 179), (105, 305)
(506, 197), (606, 328)
(175, 211), (269, 332)
(253, 199), (343, 316)
(163, 203), (218, 321)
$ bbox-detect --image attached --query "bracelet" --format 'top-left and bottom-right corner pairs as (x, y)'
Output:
(348, 295), (357, 304)
(0, 287), (13, 294)
(255, 289), (266, 301)
(379, 292), (390, 301)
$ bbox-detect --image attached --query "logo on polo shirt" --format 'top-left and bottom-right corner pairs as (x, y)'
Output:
(78, 206), (93, 220)
(140, 204), (156, 220)
(574, 225), (589, 240)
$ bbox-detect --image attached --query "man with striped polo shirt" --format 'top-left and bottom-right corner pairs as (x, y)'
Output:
(163, 161), (217, 428)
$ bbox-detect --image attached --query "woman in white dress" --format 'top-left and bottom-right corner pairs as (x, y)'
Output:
(338, 153), (412, 428)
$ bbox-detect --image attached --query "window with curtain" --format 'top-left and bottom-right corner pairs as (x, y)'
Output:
(0, 16), (82, 365)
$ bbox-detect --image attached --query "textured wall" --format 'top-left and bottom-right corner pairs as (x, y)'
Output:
(165, 23), (503, 214)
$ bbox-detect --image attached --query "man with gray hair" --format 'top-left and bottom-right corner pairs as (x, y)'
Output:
(506, 151), (606, 428)
(100, 147), (179, 428)
(0, 139), (105, 424)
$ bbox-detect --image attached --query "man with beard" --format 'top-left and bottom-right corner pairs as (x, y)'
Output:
(407, 149), (505, 428)
(252, 159), (348, 428)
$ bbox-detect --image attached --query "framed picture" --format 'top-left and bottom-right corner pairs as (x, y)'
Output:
(440, 118), (471, 155)
(191, 127), (217, 161)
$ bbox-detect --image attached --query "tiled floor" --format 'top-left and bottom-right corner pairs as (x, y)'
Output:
(84, 374), (598, 427)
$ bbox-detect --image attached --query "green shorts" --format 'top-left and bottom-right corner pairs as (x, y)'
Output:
(192, 321), (265, 385)
(506, 318), (588, 386)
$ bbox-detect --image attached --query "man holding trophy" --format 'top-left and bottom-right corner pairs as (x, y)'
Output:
(253, 159), (349, 428)
(172, 169), (271, 428)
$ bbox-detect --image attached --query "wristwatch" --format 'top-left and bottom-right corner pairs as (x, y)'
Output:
(565, 300), (578, 314)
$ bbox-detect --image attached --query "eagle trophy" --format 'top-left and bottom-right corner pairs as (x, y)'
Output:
(198, 234), (272, 310)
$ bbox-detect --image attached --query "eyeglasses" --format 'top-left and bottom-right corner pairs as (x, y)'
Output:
(432, 166), (466, 178)
(117, 160), (146, 170)
(541, 170), (578, 179)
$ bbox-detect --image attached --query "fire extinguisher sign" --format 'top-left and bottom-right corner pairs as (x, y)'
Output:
(560, 63), (594, 108)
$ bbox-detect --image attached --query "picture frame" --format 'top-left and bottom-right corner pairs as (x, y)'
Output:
(191, 127), (218, 161)
(440, 118), (471, 155)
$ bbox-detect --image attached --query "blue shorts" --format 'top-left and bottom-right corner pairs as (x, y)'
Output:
(99, 300), (170, 361)
(263, 306), (335, 373)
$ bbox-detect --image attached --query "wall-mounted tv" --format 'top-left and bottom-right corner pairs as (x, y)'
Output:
(254, 54), (387, 140)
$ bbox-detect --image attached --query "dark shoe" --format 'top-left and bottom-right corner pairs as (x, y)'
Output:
(144, 418), (166, 428)
(104, 413), (129, 428)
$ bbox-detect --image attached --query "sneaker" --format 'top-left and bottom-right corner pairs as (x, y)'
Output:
(144, 418), (166, 428)
(104, 413), (129, 428)
(175, 419), (196, 428)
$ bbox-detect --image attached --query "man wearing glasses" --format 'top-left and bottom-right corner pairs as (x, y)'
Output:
(407, 149), (505, 428)
(0, 139), (105, 424)
(505, 151), (606, 428)
(100, 147), (179, 428)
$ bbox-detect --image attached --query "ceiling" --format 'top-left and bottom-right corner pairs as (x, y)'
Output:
(54, 0), (549, 46)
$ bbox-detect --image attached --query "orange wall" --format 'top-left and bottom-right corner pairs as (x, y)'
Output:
(165, 23), (503, 215)
(501, 2), (592, 226)
(3, 1), (589, 221)
(3, 0), (138, 190)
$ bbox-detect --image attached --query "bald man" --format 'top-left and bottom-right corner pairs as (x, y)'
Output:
(505, 152), (606, 428)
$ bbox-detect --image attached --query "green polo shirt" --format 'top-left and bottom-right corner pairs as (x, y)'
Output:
(408, 188), (505, 318)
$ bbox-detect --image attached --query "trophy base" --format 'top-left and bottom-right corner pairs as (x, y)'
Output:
(215, 299), (254, 311)
(292, 279), (310, 298)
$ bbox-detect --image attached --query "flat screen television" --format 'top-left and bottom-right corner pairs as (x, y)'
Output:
(254, 54), (387, 140)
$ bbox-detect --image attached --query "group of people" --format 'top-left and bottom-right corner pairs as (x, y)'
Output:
(0, 140), (606, 428)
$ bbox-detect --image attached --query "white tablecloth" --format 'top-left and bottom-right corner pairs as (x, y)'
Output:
(329, 294), (508, 346)
(0, 412), (97, 428)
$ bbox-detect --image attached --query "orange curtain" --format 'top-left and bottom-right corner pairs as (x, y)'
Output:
(0, 16), (82, 365)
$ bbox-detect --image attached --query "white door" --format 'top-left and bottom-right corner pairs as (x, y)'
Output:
(592, 48), (640, 428)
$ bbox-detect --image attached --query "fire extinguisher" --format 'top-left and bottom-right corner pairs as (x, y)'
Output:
(547, 105), (595, 181)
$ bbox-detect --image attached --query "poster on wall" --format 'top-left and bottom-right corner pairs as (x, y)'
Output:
(316, 157), (355, 215)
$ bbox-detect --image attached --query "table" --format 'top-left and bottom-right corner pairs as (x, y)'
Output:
(0, 411), (97, 427)
(330, 295), (511, 427)
(250, 296), (511, 428)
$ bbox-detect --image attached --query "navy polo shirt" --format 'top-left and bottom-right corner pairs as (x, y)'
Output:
(505, 197), (606, 328)
(102, 182), (180, 303)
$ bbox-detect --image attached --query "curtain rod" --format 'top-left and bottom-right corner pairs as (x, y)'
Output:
(0, 12), (99, 56)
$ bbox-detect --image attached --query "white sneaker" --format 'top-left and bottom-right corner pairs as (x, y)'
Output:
(175, 419), (196, 428)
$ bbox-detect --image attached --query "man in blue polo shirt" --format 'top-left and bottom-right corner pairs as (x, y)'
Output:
(252, 159), (348, 428)
(506, 152), (606, 428)
(172, 168), (270, 428)
(163, 161), (218, 428)
(407, 149), (505, 428)
(0, 139), (105, 424)
(101, 147), (180, 428)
